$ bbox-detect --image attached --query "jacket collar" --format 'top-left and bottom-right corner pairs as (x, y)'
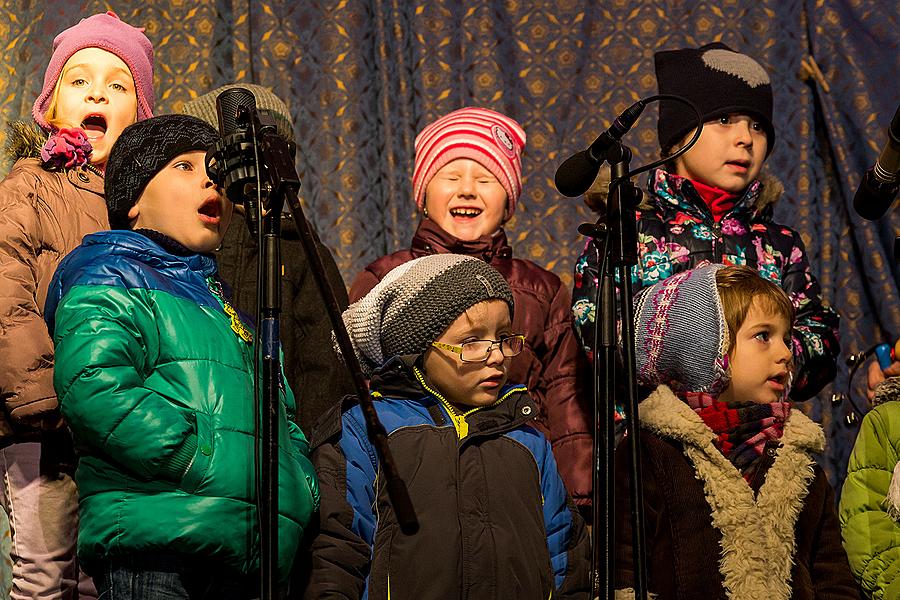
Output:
(66, 165), (104, 196)
(80, 229), (218, 278)
(648, 168), (763, 223)
(638, 385), (824, 600)
(410, 218), (513, 261)
(369, 355), (534, 438)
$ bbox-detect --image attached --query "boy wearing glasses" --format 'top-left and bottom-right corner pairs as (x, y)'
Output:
(303, 254), (590, 600)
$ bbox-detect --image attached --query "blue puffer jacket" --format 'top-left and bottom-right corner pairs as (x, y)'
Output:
(45, 230), (318, 581)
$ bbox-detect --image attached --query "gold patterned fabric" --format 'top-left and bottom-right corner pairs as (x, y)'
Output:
(1, 0), (898, 491)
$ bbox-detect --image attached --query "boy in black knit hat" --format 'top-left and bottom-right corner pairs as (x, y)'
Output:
(572, 42), (840, 405)
(44, 114), (319, 598)
(304, 253), (590, 600)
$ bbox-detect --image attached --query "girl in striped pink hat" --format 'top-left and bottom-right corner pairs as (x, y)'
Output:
(349, 107), (593, 514)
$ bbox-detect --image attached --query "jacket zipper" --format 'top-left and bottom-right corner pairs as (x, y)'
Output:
(411, 367), (525, 440)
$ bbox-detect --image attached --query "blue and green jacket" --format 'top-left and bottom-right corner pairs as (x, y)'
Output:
(303, 357), (591, 599)
(45, 230), (318, 581)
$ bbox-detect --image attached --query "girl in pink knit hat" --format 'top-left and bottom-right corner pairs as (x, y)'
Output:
(0, 11), (154, 599)
(349, 107), (593, 515)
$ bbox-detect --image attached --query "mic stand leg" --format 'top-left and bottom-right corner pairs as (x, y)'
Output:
(606, 143), (648, 600)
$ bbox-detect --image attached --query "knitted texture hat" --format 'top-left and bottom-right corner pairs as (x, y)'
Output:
(412, 107), (526, 217)
(341, 254), (514, 376)
(655, 42), (775, 156)
(181, 83), (294, 140)
(634, 264), (730, 395)
(105, 114), (218, 229)
(33, 11), (154, 131)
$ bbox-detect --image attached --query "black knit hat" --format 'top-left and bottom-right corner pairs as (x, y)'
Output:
(655, 42), (775, 156)
(105, 114), (219, 229)
(341, 254), (515, 376)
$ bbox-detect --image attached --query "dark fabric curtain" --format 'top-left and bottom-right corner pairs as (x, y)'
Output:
(1, 0), (897, 492)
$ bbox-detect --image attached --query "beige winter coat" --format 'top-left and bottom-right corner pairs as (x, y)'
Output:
(0, 125), (107, 442)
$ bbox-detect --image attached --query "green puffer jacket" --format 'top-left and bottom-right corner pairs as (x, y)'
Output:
(839, 379), (900, 599)
(44, 230), (319, 582)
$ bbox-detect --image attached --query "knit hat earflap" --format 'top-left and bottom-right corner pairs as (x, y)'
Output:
(341, 254), (515, 376)
(181, 83), (294, 141)
(654, 42), (774, 156)
(634, 264), (730, 395)
(105, 114), (219, 229)
(33, 11), (154, 131)
(413, 107), (526, 218)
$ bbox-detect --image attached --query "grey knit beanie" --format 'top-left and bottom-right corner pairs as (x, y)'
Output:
(633, 264), (730, 395)
(105, 114), (218, 229)
(181, 83), (294, 140)
(342, 254), (515, 376)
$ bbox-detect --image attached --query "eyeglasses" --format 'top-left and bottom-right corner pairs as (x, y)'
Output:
(431, 334), (526, 363)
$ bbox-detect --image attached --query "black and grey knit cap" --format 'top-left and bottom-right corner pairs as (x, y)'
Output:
(181, 83), (294, 140)
(105, 114), (219, 229)
(342, 254), (515, 376)
(655, 42), (775, 156)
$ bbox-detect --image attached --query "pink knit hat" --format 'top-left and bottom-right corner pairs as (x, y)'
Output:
(412, 107), (526, 216)
(32, 11), (154, 131)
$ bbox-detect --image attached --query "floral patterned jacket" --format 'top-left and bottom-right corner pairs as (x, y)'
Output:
(572, 168), (840, 401)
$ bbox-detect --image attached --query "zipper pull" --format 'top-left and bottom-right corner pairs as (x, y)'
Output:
(454, 414), (468, 439)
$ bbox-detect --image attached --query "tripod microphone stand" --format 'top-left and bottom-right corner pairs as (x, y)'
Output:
(556, 95), (702, 600)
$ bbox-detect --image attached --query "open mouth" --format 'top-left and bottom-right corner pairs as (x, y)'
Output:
(198, 197), (222, 224)
(767, 372), (788, 388)
(449, 207), (483, 218)
(725, 159), (750, 169)
(81, 114), (108, 138)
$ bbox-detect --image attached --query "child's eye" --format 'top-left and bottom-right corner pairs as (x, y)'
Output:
(718, 116), (731, 125)
(111, 82), (127, 92)
(71, 78), (88, 87)
(751, 122), (762, 131)
(174, 161), (193, 171)
(754, 331), (771, 342)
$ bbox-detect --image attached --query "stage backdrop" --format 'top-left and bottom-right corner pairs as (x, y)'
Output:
(1, 0), (898, 493)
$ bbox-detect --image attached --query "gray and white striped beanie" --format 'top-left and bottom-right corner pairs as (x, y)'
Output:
(342, 254), (514, 376)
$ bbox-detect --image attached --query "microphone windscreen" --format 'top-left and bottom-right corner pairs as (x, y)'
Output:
(555, 151), (600, 198)
(215, 87), (257, 137)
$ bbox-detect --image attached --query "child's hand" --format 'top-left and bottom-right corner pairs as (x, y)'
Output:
(866, 359), (900, 402)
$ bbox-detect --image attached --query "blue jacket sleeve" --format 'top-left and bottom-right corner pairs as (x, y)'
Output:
(539, 435), (591, 598)
(303, 407), (378, 599)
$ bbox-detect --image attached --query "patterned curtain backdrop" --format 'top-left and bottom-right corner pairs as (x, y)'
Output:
(0, 0), (897, 491)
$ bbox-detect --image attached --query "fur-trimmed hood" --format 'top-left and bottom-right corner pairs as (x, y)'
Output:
(584, 164), (783, 216)
(637, 385), (824, 600)
(4, 120), (45, 163)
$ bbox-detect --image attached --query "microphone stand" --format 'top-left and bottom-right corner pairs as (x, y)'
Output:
(559, 94), (702, 600)
(234, 109), (420, 599)
(581, 142), (647, 600)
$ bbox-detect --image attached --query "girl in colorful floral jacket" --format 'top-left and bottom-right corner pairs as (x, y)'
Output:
(572, 42), (839, 402)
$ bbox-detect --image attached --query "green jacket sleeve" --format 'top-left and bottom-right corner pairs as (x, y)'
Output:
(840, 402), (900, 599)
(53, 284), (198, 482)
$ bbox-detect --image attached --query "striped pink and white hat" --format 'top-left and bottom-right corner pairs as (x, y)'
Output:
(412, 107), (526, 216)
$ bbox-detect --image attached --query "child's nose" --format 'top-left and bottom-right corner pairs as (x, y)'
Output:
(457, 175), (476, 196)
(485, 344), (505, 366)
(86, 83), (107, 103)
(734, 120), (753, 146)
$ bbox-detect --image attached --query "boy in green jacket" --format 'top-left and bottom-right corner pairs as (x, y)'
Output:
(44, 114), (318, 599)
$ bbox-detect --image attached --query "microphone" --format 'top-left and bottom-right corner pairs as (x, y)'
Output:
(853, 103), (900, 220)
(206, 87), (262, 235)
(555, 100), (647, 198)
